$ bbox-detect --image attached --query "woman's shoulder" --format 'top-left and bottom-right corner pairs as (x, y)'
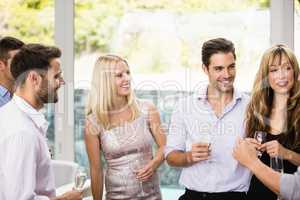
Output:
(136, 99), (157, 114)
(137, 99), (156, 107)
(86, 113), (104, 134)
(86, 113), (97, 123)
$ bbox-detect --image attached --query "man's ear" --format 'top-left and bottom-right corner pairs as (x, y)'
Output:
(202, 64), (209, 75)
(0, 59), (6, 71)
(27, 71), (41, 86)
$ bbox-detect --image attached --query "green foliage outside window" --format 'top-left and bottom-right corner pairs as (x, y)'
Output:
(1, 0), (269, 56)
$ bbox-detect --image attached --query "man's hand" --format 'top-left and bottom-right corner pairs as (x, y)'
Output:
(186, 142), (210, 164)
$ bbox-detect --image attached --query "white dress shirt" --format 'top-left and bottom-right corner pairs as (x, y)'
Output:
(0, 95), (55, 200)
(165, 85), (252, 192)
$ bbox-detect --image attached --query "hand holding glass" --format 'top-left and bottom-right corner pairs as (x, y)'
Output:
(130, 159), (146, 196)
(198, 134), (213, 161)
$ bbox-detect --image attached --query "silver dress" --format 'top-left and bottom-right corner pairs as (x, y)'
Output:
(88, 101), (162, 200)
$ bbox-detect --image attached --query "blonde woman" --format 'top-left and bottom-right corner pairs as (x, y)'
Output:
(245, 45), (300, 200)
(84, 55), (165, 200)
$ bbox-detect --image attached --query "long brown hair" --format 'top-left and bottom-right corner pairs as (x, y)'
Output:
(245, 44), (300, 149)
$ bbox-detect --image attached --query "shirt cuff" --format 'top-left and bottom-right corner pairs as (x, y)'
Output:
(280, 173), (294, 199)
(164, 146), (185, 159)
(164, 146), (174, 159)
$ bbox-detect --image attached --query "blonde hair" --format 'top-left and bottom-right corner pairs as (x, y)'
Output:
(245, 44), (300, 149)
(86, 54), (140, 130)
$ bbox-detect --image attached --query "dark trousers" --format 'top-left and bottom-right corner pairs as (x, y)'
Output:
(179, 188), (247, 200)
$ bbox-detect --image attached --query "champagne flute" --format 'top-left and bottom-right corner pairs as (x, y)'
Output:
(130, 159), (146, 196)
(254, 131), (267, 157)
(270, 156), (284, 200)
(201, 134), (214, 163)
(270, 156), (284, 173)
(190, 133), (213, 163)
(74, 166), (87, 191)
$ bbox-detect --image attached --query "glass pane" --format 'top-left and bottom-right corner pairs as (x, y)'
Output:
(0, 0), (55, 156)
(74, 0), (270, 194)
(295, 0), (300, 57)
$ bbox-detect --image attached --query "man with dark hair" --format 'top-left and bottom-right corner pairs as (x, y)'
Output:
(165, 38), (251, 200)
(0, 44), (82, 200)
(0, 36), (24, 107)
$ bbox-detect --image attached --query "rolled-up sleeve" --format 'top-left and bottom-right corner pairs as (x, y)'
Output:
(1, 131), (50, 200)
(164, 100), (187, 158)
(280, 167), (300, 200)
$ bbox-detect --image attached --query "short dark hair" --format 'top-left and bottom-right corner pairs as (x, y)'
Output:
(0, 36), (24, 61)
(201, 38), (236, 67)
(11, 43), (61, 82)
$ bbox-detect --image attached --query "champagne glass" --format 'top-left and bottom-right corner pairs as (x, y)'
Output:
(74, 166), (87, 191)
(201, 134), (214, 163)
(190, 133), (213, 163)
(270, 156), (284, 200)
(130, 159), (146, 196)
(254, 131), (267, 157)
(270, 156), (284, 173)
(201, 134), (212, 146)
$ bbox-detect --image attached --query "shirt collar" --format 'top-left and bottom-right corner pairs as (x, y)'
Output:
(12, 95), (49, 135)
(194, 84), (243, 102)
(0, 84), (10, 98)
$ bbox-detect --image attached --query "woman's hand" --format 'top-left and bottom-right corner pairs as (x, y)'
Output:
(245, 137), (262, 150)
(136, 161), (156, 182)
(260, 140), (289, 158)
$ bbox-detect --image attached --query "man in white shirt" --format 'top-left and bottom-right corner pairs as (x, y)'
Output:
(0, 44), (82, 200)
(165, 38), (251, 200)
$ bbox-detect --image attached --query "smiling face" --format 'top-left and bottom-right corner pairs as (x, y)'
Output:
(268, 54), (294, 95)
(113, 61), (131, 97)
(203, 52), (236, 94)
(36, 58), (65, 104)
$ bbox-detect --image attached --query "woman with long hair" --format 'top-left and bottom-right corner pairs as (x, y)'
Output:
(245, 44), (300, 199)
(84, 55), (165, 200)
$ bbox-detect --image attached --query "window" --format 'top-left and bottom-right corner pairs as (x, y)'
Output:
(295, 0), (300, 56)
(74, 0), (270, 192)
(0, 0), (55, 156)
